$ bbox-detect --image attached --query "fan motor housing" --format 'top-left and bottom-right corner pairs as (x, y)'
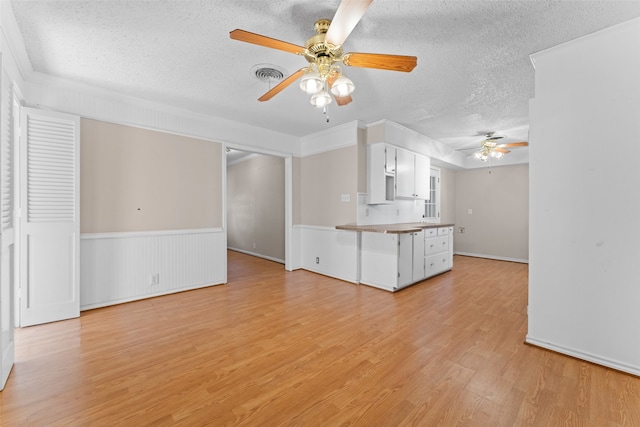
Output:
(303, 19), (343, 64)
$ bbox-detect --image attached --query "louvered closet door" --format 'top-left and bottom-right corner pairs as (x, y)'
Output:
(0, 71), (15, 390)
(20, 108), (80, 326)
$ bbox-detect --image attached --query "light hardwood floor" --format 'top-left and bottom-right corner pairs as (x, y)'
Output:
(1, 252), (639, 426)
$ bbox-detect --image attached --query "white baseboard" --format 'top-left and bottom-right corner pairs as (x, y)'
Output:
(455, 251), (528, 264)
(227, 247), (284, 264)
(526, 336), (640, 377)
(81, 282), (225, 311)
(302, 266), (358, 285)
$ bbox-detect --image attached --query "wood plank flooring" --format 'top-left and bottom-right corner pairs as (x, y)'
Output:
(1, 252), (639, 426)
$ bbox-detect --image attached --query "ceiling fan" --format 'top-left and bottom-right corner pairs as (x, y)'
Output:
(229, 0), (417, 112)
(467, 132), (529, 162)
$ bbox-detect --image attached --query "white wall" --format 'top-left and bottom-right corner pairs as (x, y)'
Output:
(527, 17), (640, 375)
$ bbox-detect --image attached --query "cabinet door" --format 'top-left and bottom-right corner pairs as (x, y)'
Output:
(412, 231), (425, 281)
(448, 227), (454, 269)
(414, 154), (431, 199)
(384, 146), (396, 174)
(367, 144), (394, 204)
(396, 148), (414, 198)
(397, 233), (413, 287)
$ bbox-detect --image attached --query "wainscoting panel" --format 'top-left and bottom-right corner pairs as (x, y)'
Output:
(290, 225), (303, 271)
(296, 225), (359, 283)
(80, 229), (226, 310)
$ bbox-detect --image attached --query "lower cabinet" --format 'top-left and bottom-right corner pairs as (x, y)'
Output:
(360, 226), (453, 292)
(425, 227), (452, 277)
(360, 232), (410, 291)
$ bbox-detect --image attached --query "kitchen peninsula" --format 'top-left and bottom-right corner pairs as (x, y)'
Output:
(336, 223), (454, 292)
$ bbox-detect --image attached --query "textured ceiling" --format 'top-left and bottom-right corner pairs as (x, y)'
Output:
(9, 0), (640, 154)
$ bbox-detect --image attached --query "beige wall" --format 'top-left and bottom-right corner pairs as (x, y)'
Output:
(357, 127), (367, 194)
(300, 145), (358, 226)
(454, 164), (528, 261)
(440, 167), (456, 225)
(293, 156), (301, 225)
(227, 154), (285, 261)
(80, 118), (223, 233)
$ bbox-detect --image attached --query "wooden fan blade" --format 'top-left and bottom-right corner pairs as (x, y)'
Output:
(325, 0), (373, 47)
(326, 73), (353, 106)
(335, 95), (353, 106)
(494, 147), (510, 154)
(342, 52), (417, 72)
(230, 29), (305, 55)
(258, 68), (306, 102)
(498, 141), (529, 148)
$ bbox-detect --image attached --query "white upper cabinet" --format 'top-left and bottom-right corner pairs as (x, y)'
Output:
(396, 148), (430, 199)
(414, 154), (430, 200)
(367, 143), (395, 204)
(384, 145), (396, 174)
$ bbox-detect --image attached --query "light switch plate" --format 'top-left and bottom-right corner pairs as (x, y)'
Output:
(341, 194), (350, 202)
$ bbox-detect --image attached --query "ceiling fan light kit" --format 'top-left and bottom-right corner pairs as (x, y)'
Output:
(470, 133), (529, 162)
(298, 63), (354, 106)
(230, 0), (417, 120)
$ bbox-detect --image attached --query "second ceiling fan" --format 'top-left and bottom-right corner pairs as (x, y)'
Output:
(230, 0), (417, 109)
(471, 133), (529, 161)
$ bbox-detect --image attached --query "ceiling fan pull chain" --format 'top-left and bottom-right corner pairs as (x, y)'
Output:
(324, 105), (330, 123)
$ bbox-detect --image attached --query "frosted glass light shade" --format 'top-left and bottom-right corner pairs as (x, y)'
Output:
(310, 89), (332, 107)
(330, 75), (355, 96)
(299, 71), (323, 94)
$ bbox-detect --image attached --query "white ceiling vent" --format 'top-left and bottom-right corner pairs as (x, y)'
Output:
(250, 64), (286, 83)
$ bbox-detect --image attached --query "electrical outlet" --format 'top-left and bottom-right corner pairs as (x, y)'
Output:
(150, 273), (160, 285)
(467, 208), (473, 215)
(458, 227), (465, 233)
(316, 257), (320, 264)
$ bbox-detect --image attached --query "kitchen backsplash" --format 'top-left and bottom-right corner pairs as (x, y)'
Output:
(356, 193), (436, 225)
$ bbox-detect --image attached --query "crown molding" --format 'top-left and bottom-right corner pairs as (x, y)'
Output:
(25, 70), (301, 154)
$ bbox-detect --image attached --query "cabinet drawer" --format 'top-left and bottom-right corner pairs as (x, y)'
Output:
(437, 227), (449, 236)
(425, 235), (448, 255)
(424, 228), (437, 238)
(425, 253), (450, 276)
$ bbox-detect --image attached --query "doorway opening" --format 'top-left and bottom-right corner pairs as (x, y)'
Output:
(226, 148), (287, 269)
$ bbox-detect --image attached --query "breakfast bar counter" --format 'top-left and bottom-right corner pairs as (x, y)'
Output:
(335, 222), (455, 234)
(336, 223), (455, 292)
